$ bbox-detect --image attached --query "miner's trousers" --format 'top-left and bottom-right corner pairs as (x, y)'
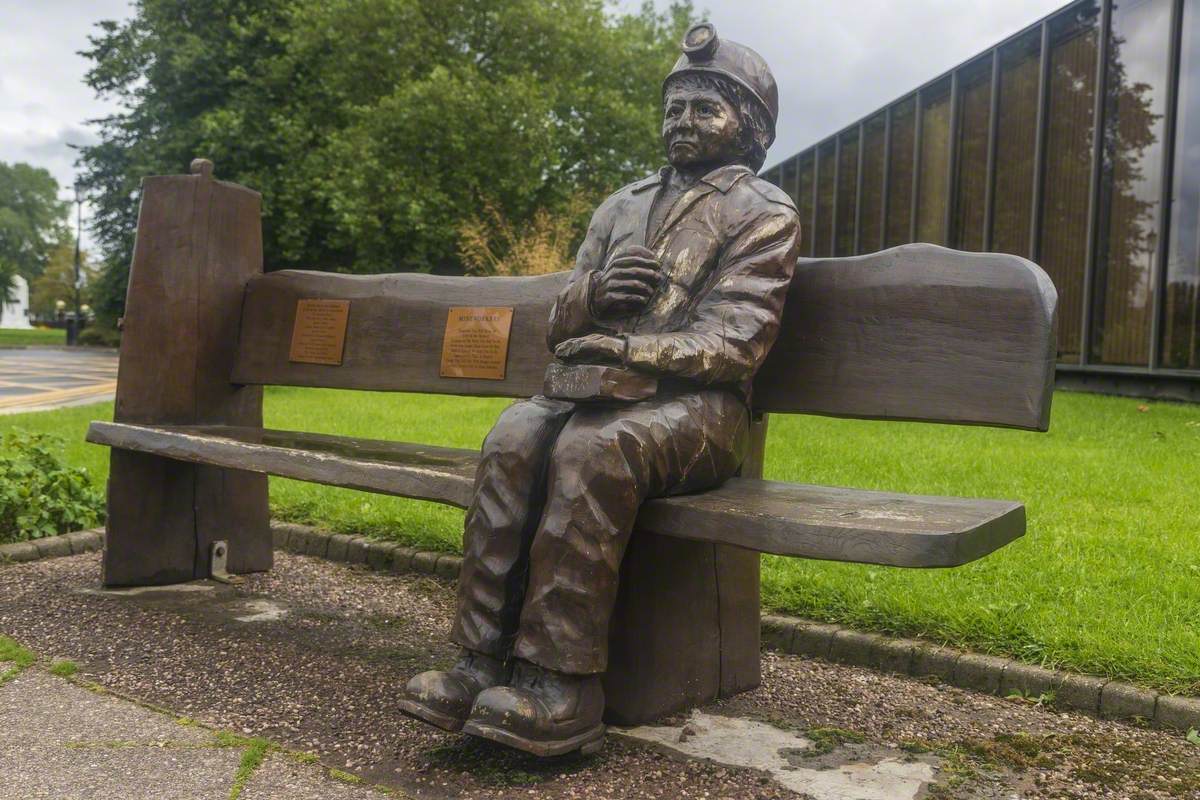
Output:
(449, 389), (749, 675)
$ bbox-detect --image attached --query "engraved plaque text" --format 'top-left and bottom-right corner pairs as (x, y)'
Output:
(440, 307), (514, 380)
(289, 299), (350, 365)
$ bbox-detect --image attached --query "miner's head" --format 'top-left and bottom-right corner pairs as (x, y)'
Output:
(662, 23), (778, 174)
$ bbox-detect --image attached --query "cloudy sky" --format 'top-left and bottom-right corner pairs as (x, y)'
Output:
(1, 0), (1070, 250)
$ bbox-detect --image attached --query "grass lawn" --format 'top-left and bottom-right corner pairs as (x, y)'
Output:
(6, 387), (1199, 694)
(0, 328), (65, 346)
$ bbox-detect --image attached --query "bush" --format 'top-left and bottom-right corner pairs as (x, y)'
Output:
(77, 326), (121, 347)
(0, 431), (104, 544)
(458, 194), (592, 277)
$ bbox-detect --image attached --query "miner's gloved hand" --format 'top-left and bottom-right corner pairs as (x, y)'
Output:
(589, 246), (662, 318)
(554, 334), (626, 365)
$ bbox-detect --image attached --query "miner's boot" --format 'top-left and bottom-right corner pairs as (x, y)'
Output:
(398, 649), (508, 732)
(462, 659), (605, 757)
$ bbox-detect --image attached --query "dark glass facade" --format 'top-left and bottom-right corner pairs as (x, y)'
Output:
(763, 0), (1200, 383)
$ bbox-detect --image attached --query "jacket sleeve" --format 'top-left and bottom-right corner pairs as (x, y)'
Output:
(622, 203), (801, 386)
(546, 201), (615, 349)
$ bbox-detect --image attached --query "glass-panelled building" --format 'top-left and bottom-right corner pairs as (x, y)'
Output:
(764, 0), (1200, 399)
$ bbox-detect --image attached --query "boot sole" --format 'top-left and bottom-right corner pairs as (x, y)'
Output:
(396, 697), (466, 733)
(461, 719), (606, 757)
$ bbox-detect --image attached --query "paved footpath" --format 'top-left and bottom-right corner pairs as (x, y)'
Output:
(0, 347), (118, 414)
(1, 551), (1198, 799)
(0, 666), (385, 799)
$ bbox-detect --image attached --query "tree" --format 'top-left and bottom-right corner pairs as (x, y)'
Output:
(30, 241), (97, 320)
(79, 0), (696, 323)
(0, 162), (69, 300)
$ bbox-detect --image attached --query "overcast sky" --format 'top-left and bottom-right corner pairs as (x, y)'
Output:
(1, 0), (1071, 251)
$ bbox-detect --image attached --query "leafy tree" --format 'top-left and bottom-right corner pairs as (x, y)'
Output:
(29, 242), (97, 319)
(79, 0), (695, 322)
(0, 162), (69, 302)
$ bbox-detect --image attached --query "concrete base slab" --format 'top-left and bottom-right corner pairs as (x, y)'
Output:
(618, 710), (938, 800)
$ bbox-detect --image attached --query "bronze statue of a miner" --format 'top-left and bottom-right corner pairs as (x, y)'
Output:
(399, 22), (801, 756)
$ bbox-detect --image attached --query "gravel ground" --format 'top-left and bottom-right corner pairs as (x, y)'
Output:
(1, 552), (1197, 799)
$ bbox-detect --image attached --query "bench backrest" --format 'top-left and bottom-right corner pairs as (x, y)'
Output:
(231, 243), (1057, 431)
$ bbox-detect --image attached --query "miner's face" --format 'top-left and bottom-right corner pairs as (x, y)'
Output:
(662, 84), (742, 171)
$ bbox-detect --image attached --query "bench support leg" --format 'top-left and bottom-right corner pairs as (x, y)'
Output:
(101, 160), (270, 587)
(105, 455), (270, 586)
(602, 531), (760, 725)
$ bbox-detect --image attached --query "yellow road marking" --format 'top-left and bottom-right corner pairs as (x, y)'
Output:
(0, 381), (118, 409)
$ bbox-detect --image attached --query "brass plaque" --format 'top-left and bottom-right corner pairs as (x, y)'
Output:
(288, 299), (350, 365)
(440, 307), (515, 380)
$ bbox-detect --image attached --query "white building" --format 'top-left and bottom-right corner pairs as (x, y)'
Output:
(1, 275), (33, 329)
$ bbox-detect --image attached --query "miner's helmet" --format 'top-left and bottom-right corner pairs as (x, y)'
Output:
(663, 22), (779, 148)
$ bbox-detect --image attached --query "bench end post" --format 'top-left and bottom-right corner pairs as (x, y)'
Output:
(102, 160), (270, 587)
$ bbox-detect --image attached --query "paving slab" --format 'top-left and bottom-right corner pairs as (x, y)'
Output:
(0, 667), (237, 800)
(0, 743), (242, 800)
(241, 753), (388, 799)
(0, 669), (212, 746)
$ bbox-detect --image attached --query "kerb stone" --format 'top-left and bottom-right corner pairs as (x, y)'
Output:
(0, 541), (39, 563)
(953, 653), (1009, 695)
(434, 555), (462, 580)
(1056, 674), (1108, 714)
(874, 638), (916, 675)
(325, 534), (354, 563)
(345, 537), (370, 565)
(1000, 662), (1062, 700)
(271, 525), (292, 550)
(760, 616), (797, 652)
(64, 530), (103, 555)
(829, 630), (886, 669)
(791, 622), (842, 659)
(304, 530), (331, 558)
(411, 551), (439, 575)
(366, 541), (398, 571)
(285, 527), (312, 554)
(1099, 681), (1157, 721)
(390, 547), (418, 573)
(34, 536), (72, 560)
(911, 645), (961, 682)
(1155, 694), (1200, 731)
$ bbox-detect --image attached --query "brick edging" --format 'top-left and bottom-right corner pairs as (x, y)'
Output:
(272, 522), (463, 580)
(760, 615), (1200, 733)
(9, 523), (1198, 734)
(0, 529), (104, 564)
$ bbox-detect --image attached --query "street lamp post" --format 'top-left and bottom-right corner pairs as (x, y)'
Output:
(71, 183), (83, 346)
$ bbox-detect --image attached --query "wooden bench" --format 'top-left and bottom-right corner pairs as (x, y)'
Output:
(86, 162), (1058, 724)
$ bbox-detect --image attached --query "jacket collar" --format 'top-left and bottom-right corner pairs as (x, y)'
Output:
(630, 163), (754, 194)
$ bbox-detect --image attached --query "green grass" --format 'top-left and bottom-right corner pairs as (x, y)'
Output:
(49, 659), (78, 678)
(0, 328), (66, 347)
(0, 634), (35, 684)
(227, 737), (272, 800)
(8, 387), (1200, 694)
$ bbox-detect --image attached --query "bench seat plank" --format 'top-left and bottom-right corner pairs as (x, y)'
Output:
(88, 421), (479, 509)
(87, 421), (1024, 568)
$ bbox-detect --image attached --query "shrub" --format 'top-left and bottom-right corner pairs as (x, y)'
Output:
(0, 431), (104, 544)
(458, 194), (592, 277)
(77, 326), (121, 348)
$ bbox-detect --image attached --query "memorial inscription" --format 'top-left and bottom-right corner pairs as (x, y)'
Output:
(288, 299), (350, 365)
(439, 307), (514, 380)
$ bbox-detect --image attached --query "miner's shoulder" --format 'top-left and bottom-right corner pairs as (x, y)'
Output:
(738, 173), (798, 213)
(590, 170), (665, 218)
